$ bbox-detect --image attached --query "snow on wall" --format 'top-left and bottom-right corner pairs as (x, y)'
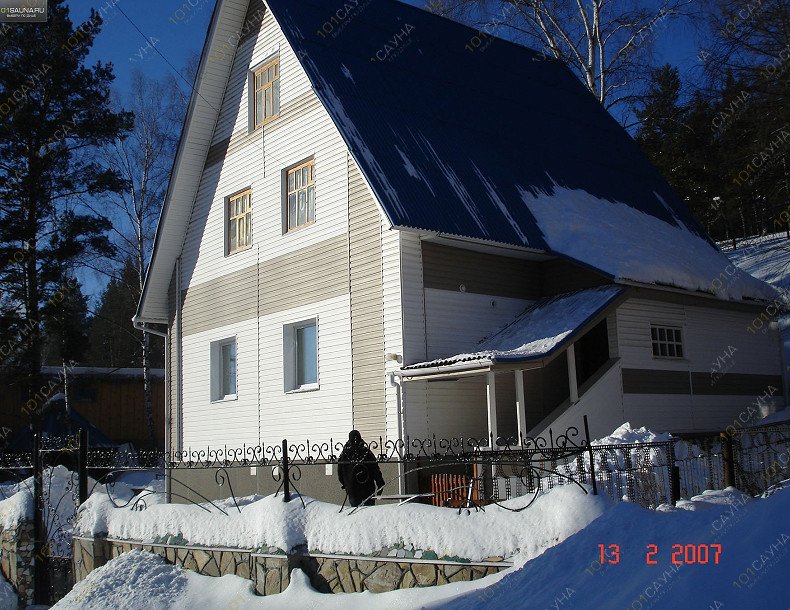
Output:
(76, 485), (608, 563)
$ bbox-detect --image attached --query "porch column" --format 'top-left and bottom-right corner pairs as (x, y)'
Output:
(567, 343), (579, 404)
(515, 370), (526, 443)
(486, 371), (498, 443)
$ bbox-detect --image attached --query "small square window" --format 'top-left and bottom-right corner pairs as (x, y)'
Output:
(283, 319), (318, 392)
(211, 338), (237, 401)
(650, 325), (684, 359)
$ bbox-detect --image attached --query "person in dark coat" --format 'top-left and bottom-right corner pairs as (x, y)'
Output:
(338, 430), (385, 507)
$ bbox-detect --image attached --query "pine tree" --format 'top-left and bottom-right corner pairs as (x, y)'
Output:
(86, 260), (163, 370)
(0, 1), (132, 403)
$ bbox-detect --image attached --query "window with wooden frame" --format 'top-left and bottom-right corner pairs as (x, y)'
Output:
(252, 57), (280, 129)
(285, 160), (315, 231)
(650, 325), (684, 358)
(227, 190), (252, 255)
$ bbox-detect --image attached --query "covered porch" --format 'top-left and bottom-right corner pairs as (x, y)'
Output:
(397, 286), (625, 444)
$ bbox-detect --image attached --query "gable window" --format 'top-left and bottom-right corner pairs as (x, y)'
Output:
(252, 57), (280, 129)
(227, 189), (252, 255)
(211, 338), (237, 401)
(283, 319), (318, 392)
(285, 160), (315, 231)
(650, 325), (683, 358)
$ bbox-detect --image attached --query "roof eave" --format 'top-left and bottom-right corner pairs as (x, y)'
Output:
(136, 0), (240, 323)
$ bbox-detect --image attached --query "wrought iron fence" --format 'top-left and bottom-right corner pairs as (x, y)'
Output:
(2, 421), (790, 515)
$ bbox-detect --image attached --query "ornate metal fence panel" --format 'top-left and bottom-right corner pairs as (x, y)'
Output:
(732, 424), (790, 494)
(32, 430), (88, 605)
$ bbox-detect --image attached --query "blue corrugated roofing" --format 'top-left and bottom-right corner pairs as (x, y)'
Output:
(265, 0), (708, 251)
(402, 286), (624, 369)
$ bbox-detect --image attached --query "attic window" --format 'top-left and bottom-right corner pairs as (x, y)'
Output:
(252, 57), (280, 129)
(650, 325), (684, 359)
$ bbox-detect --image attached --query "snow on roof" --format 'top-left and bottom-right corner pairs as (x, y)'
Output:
(266, 0), (774, 302)
(519, 183), (777, 301)
(403, 286), (623, 370)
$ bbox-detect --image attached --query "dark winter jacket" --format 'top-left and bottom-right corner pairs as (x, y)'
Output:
(338, 430), (385, 507)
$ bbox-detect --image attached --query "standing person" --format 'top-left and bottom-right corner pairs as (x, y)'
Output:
(338, 430), (385, 507)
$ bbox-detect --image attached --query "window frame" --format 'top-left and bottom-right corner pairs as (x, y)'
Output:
(283, 158), (316, 233)
(210, 337), (238, 403)
(283, 318), (319, 393)
(225, 188), (252, 256)
(249, 55), (280, 131)
(650, 325), (685, 359)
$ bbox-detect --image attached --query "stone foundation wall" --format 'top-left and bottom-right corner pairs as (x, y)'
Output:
(73, 536), (511, 596)
(303, 554), (507, 593)
(0, 521), (34, 608)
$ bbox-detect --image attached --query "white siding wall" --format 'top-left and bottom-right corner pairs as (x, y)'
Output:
(380, 223), (404, 442)
(424, 289), (531, 360)
(258, 294), (353, 445)
(180, 9), (349, 292)
(400, 232), (429, 438)
(177, 9), (356, 447)
(617, 297), (783, 433)
(181, 318), (259, 448)
(617, 298), (780, 374)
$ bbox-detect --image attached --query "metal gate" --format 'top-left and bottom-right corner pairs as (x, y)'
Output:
(32, 430), (87, 605)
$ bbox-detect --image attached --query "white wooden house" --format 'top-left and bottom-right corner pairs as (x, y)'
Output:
(135, 0), (784, 456)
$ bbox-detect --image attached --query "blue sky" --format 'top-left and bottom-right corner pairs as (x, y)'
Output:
(66, 0), (702, 106)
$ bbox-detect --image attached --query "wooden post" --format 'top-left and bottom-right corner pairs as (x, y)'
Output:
(721, 432), (736, 489)
(567, 344), (579, 404)
(486, 372), (498, 445)
(515, 370), (526, 444)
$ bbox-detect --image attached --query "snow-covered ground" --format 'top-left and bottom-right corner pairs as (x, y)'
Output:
(440, 483), (790, 609)
(723, 232), (790, 294)
(55, 484), (790, 609)
(725, 232), (790, 414)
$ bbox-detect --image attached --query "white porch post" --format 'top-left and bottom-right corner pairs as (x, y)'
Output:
(567, 344), (579, 404)
(515, 370), (526, 443)
(486, 371), (498, 443)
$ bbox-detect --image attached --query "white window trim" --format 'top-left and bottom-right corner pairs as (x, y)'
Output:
(649, 324), (685, 360)
(283, 318), (319, 393)
(210, 337), (239, 403)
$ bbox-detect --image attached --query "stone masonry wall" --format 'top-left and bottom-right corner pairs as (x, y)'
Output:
(0, 521), (34, 608)
(73, 536), (512, 597)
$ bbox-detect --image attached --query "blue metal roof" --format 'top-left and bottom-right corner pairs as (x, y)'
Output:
(265, 0), (712, 251)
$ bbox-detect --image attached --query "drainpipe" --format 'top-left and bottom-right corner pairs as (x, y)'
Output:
(390, 373), (406, 495)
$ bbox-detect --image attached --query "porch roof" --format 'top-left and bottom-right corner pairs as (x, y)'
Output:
(400, 286), (624, 377)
